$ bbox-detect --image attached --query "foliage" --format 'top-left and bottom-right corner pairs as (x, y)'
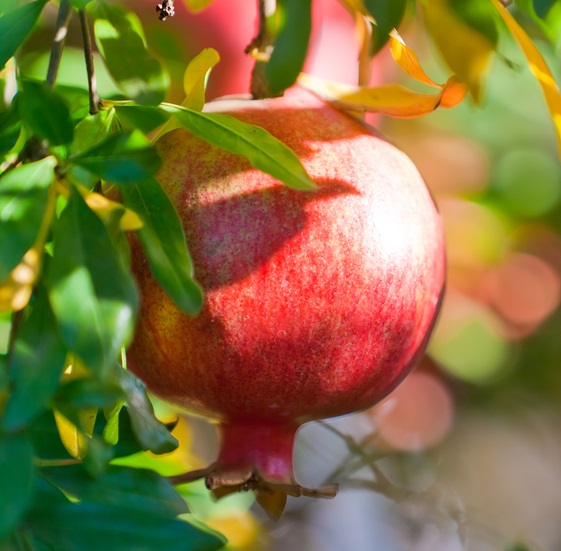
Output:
(0, 0), (560, 549)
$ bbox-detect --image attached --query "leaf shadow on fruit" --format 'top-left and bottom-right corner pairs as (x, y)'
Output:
(184, 179), (360, 291)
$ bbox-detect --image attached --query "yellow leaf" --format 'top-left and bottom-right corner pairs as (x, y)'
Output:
(183, 0), (214, 12)
(0, 248), (42, 313)
(0, 182), (58, 313)
(153, 48), (221, 141)
(491, 0), (561, 158)
(183, 47), (221, 111)
(82, 189), (143, 231)
(389, 31), (440, 88)
(298, 73), (467, 118)
(54, 357), (97, 460)
(54, 408), (98, 460)
(420, 0), (494, 101)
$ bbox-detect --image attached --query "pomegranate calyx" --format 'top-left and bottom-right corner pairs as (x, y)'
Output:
(168, 463), (338, 520)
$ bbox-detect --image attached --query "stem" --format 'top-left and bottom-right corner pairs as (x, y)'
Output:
(357, 14), (372, 88)
(78, 8), (99, 115)
(248, 0), (277, 99)
(46, 0), (73, 88)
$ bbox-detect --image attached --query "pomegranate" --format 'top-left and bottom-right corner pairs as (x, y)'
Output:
(127, 94), (445, 517)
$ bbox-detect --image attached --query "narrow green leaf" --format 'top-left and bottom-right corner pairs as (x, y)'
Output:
(47, 188), (139, 375)
(266, 0), (312, 95)
(0, 100), (22, 156)
(90, 3), (169, 105)
(3, 288), (67, 431)
(0, 434), (35, 539)
(0, 157), (56, 281)
(120, 176), (203, 315)
(41, 464), (188, 517)
(111, 366), (178, 454)
(364, 0), (407, 54)
(71, 130), (161, 184)
(17, 79), (73, 145)
(70, 108), (118, 157)
(160, 103), (316, 190)
(96, 405), (143, 458)
(0, 0), (47, 69)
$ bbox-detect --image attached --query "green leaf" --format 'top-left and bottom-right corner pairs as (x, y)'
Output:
(364, 0), (408, 54)
(0, 0), (47, 69)
(0, 157), (56, 281)
(111, 366), (179, 454)
(0, 434), (35, 539)
(27, 411), (74, 461)
(0, 100), (22, 156)
(24, 475), (225, 551)
(266, 0), (312, 95)
(450, 0), (499, 47)
(17, 79), (74, 146)
(160, 103), (316, 190)
(2, 288), (67, 432)
(115, 103), (170, 133)
(70, 0), (93, 10)
(54, 377), (125, 410)
(90, 3), (169, 105)
(120, 176), (203, 315)
(71, 130), (161, 184)
(70, 108), (118, 157)
(47, 187), (139, 375)
(96, 405), (142, 457)
(41, 464), (188, 517)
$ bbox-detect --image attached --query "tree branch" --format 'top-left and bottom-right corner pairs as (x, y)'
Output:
(46, 0), (73, 88)
(78, 8), (99, 115)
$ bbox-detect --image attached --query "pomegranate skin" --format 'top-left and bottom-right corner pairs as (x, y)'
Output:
(128, 95), (445, 425)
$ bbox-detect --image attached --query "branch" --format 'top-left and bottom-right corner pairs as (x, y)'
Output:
(46, 0), (73, 87)
(78, 8), (99, 115)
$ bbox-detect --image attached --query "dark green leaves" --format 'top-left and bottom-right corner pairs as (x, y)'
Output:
(71, 130), (161, 184)
(90, 3), (169, 105)
(2, 288), (67, 431)
(364, 0), (408, 54)
(0, 434), (35, 539)
(0, 0), (47, 69)
(120, 177), (203, 315)
(21, 471), (225, 551)
(43, 464), (188, 516)
(266, 0), (312, 96)
(18, 79), (74, 146)
(110, 366), (179, 454)
(161, 104), (316, 190)
(47, 188), (138, 376)
(0, 157), (56, 281)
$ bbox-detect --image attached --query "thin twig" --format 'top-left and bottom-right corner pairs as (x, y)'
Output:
(78, 8), (99, 115)
(46, 0), (73, 87)
(357, 13), (372, 88)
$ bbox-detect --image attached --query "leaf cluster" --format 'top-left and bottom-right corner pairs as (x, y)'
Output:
(0, 0), (319, 547)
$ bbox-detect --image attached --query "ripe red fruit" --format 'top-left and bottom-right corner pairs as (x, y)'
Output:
(127, 94), (445, 518)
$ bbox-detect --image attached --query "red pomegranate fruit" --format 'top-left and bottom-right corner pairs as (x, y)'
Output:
(127, 94), (446, 518)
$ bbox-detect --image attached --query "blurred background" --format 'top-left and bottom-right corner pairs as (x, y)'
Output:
(16, 0), (561, 549)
